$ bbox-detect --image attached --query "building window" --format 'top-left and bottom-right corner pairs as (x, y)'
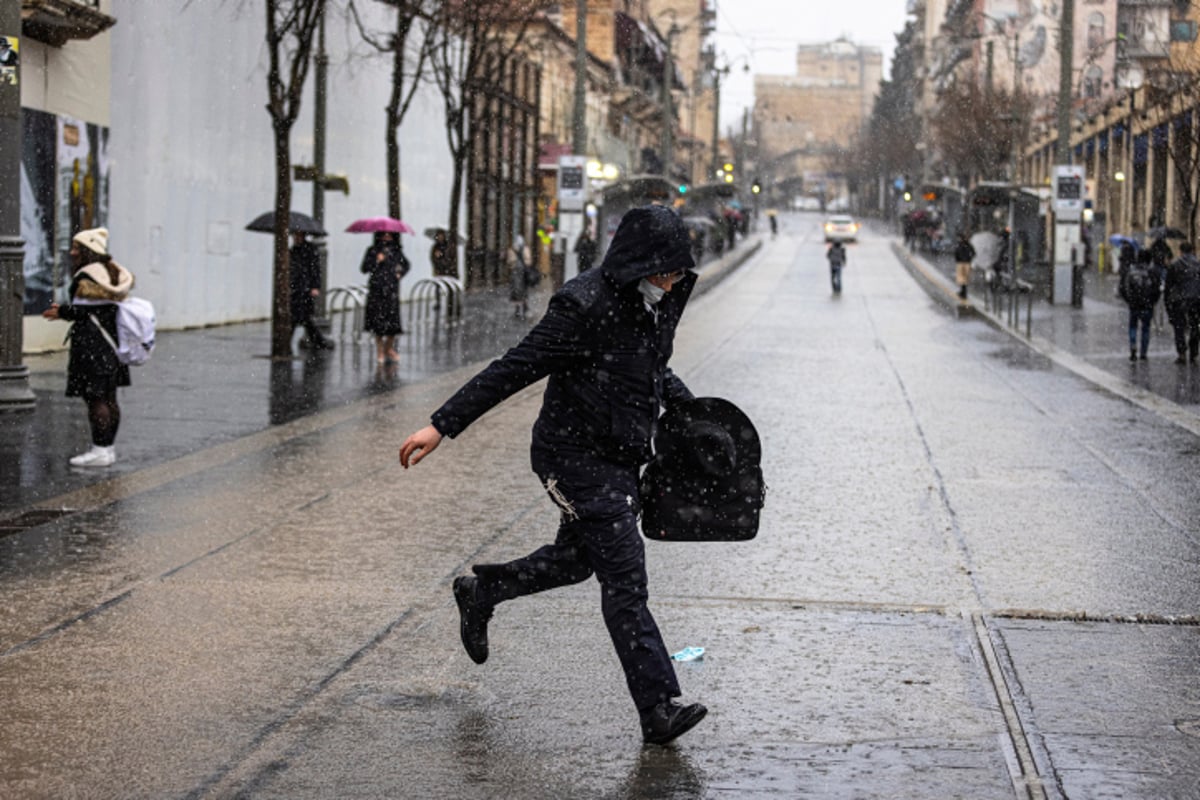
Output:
(1171, 21), (1197, 43)
(1083, 66), (1103, 98)
(1087, 13), (1105, 51)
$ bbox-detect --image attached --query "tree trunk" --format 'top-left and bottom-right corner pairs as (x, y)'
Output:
(272, 121), (293, 360)
(385, 20), (408, 220)
(447, 110), (466, 281)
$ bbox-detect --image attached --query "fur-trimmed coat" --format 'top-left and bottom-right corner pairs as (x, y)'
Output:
(56, 262), (134, 396)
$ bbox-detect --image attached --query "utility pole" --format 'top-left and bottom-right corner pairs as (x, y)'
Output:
(1052, 0), (1080, 306)
(572, 0), (587, 156)
(661, 22), (678, 180)
(0, 0), (35, 412)
(312, 6), (330, 333)
(710, 66), (723, 179)
(1055, 0), (1073, 164)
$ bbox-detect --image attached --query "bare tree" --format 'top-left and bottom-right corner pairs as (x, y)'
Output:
(349, 0), (435, 220)
(265, 0), (324, 358)
(427, 1), (549, 269)
(1145, 3), (1200, 241)
(930, 80), (1030, 187)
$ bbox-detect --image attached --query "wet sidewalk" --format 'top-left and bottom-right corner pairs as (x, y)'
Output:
(0, 241), (761, 517)
(895, 242), (1200, 434)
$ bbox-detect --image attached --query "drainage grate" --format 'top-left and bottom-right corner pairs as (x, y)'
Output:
(0, 508), (77, 537)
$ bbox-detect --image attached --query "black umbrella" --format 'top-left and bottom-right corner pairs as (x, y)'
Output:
(423, 226), (466, 243)
(1148, 226), (1187, 240)
(245, 210), (327, 236)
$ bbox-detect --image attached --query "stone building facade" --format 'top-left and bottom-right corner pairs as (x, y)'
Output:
(754, 39), (882, 207)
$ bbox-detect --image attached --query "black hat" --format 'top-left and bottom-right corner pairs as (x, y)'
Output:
(639, 397), (764, 541)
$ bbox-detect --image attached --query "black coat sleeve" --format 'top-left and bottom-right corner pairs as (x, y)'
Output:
(431, 291), (590, 437)
(663, 367), (693, 408)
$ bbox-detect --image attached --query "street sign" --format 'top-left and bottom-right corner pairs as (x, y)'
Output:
(558, 155), (587, 212)
(1052, 164), (1085, 221)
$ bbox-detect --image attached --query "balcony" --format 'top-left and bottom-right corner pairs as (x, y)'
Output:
(22, 0), (116, 47)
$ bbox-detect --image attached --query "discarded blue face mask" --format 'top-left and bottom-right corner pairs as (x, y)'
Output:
(671, 646), (705, 662)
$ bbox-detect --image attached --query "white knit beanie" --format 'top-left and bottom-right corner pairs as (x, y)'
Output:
(73, 227), (109, 256)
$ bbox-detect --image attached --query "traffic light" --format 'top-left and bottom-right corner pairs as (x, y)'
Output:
(678, 184), (689, 195)
(751, 177), (761, 195)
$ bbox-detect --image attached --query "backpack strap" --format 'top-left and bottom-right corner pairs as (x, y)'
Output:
(89, 313), (120, 355)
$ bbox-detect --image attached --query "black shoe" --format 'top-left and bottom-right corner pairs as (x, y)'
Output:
(1176, 355), (1188, 364)
(453, 576), (493, 664)
(1140, 353), (1148, 360)
(1130, 351), (1138, 362)
(640, 701), (707, 745)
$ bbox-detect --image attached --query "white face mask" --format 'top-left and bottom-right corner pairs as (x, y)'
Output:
(638, 278), (666, 306)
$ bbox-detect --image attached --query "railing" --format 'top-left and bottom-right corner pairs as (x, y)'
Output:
(325, 285), (368, 343)
(408, 277), (463, 327)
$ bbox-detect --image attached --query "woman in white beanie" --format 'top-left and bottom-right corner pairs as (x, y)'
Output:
(41, 228), (134, 467)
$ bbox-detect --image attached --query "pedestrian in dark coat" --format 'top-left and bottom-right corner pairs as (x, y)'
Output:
(399, 205), (708, 746)
(360, 231), (408, 365)
(827, 240), (847, 293)
(1164, 242), (1200, 363)
(1149, 236), (1173, 270)
(1120, 249), (1162, 360)
(574, 226), (598, 272)
(40, 228), (132, 467)
(508, 234), (532, 318)
(430, 230), (457, 278)
(953, 233), (975, 299)
(290, 233), (333, 351)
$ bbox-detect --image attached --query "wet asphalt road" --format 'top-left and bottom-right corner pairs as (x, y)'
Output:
(2, 215), (1199, 799)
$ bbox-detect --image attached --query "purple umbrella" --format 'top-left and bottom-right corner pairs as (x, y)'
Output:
(345, 217), (416, 234)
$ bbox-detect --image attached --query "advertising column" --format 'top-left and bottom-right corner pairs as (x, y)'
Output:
(1052, 164), (1085, 306)
(557, 155), (587, 283)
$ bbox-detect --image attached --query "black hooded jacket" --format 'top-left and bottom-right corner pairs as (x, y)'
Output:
(431, 205), (697, 469)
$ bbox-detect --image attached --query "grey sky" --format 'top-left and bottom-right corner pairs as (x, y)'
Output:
(713, 0), (913, 128)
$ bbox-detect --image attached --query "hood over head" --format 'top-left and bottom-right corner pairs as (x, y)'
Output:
(600, 205), (696, 287)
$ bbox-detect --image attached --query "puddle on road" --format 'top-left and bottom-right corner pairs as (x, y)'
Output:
(985, 345), (1053, 372)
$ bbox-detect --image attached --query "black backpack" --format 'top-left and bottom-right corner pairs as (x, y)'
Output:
(1126, 264), (1157, 304)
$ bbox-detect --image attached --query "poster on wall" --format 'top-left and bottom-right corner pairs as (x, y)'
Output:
(20, 109), (110, 312)
(0, 36), (17, 85)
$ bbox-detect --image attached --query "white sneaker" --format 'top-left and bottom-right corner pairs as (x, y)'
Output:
(69, 445), (115, 467)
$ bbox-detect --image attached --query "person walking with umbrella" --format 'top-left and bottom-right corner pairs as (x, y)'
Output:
(398, 206), (708, 745)
(289, 232), (334, 352)
(360, 231), (409, 365)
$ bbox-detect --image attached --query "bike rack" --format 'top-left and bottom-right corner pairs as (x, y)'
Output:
(325, 285), (368, 343)
(408, 277), (463, 327)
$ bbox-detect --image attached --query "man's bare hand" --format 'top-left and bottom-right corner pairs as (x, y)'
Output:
(400, 425), (443, 468)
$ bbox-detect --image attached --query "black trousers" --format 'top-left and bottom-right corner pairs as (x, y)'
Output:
(1171, 301), (1200, 359)
(473, 462), (680, 712)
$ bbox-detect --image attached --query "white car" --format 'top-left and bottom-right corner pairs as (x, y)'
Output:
(824, 215), (859, 243)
